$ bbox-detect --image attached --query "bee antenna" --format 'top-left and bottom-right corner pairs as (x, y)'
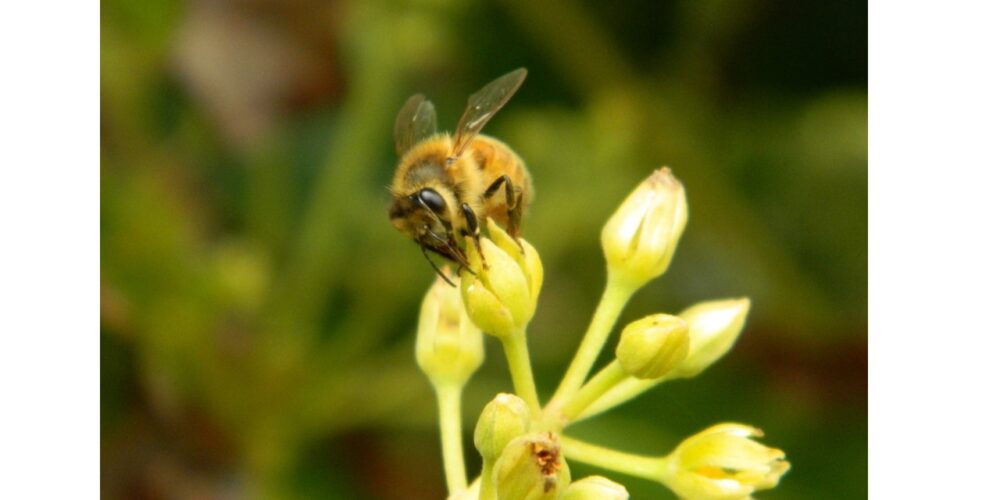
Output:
(421, 245), (456, 287)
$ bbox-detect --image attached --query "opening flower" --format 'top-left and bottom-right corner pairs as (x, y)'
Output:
(673, 298), (750, 379)
(601, 167), (688, 290)
(662, 423), (790, 500)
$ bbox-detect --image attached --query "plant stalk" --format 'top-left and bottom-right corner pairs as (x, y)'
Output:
(500, 331), (541, 414)
(436, 384), (467, 494)
(560, 435), (664, 481)
(549, 278), (634, 409)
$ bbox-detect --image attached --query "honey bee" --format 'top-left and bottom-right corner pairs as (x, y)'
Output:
(388, 68), (533, 283)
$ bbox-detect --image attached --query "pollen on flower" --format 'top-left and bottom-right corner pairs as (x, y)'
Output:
(494, 433), (570, 499)
(531, 435), (562, 492)
(693, 465), (729, 479)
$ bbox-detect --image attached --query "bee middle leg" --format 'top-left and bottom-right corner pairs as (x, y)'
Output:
(483, 175), (524, 250)
(460, 202), (487, 269)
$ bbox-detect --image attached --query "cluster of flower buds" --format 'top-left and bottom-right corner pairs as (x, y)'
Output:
(414, 167), (789, 500)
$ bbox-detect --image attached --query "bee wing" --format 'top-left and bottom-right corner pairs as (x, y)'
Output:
(450, 68), (527, 157)
(394, 94), (438, 156)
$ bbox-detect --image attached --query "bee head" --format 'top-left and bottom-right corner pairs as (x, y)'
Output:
(389, 187), (462, 259)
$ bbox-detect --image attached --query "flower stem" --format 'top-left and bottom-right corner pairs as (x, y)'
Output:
(478, 462), (496, 500)
(560, 435), (664, 481)
(500, 331), (541, 414)
(435, 384), (467, 495)
(549, 278), (634, 408)
(559, 362), (628, 423)
(577, 373), (681, 421)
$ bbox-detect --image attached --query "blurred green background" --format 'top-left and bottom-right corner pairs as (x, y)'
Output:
(101, 0), (866, 498)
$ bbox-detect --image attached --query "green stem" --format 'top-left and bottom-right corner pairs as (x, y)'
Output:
(559, 362), (628, 423)
(478, 462), (496, 500)
(500, 332), (541, 414)
(435, 384), (467, 494)
(578, 373), (681, 421)
(561, 435), (665, 481)
(549, 278), (634, 407)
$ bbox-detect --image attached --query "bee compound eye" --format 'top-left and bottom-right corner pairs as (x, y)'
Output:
(417, 188), (446, 213)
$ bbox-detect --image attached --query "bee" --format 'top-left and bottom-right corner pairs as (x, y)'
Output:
(388, 68), (533, 284)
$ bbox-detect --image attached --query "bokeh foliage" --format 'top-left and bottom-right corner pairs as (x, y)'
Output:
(101, 0), (866, 498)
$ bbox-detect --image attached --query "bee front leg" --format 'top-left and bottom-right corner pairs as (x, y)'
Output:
(460, 202), (488, 269)
(483, 175), (524, 251)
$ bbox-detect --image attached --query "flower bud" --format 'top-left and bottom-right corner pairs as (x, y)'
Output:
(673, 298), (750, 378)
(662, 423), (789, 499)
(474, 393), (531, 462)
(415, 272), (484, 387)
(562, 476), (629, 500)
(460, 220), (542, 338)
(601, 167), (688, 289)
(615, 314), (689, 379)
(494, 433), (570, 500)
(485, 218), (544, 305)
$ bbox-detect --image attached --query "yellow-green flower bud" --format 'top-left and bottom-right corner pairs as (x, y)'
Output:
(416, 272), (484, 387)
(485, 218), (544, 305)
(460, 219), (543, 338)
(662, 423), (790, 500)
(474, 393), (531, 462)
(601, 167), (688, 289)
(562, 476), (629, 499)
(673, 298), (750, 378)
(494, 433), (570, 500)
(615, 314), (689, 379)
